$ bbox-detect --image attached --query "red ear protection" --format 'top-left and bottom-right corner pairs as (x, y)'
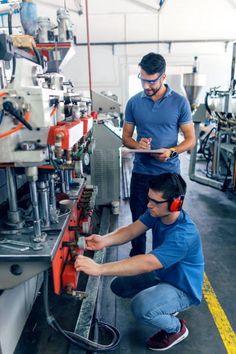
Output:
(168, 174), (185, 212)
(168, 195), (184, 212)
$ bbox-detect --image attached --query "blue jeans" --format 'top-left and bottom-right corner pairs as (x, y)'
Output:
(110, 272), (194, 333)
(129, 172), (152, 256)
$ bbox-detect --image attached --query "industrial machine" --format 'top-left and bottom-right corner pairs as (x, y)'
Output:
(0, 7), (106, 353)
(186, 49), (236, 193)
(0, 4), (121, 353)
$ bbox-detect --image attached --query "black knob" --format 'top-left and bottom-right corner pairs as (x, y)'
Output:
(10, 264), (23, 276)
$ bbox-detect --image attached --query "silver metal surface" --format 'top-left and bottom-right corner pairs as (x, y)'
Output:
(6, 167), (22, 225)
(183, 73), (206, 107)
(91, 123), (121, 206)
(0, 238), (44, 251)
(38, 181), (50, 228)
(0, 244), (29, 252)
(92, 90), (121, 114)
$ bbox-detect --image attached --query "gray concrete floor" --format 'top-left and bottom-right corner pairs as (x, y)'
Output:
(98, 152), (236, 354)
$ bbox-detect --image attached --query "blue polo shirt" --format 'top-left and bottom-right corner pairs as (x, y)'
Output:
(125, 85), (192, 175)
(139, 209), (204, 304)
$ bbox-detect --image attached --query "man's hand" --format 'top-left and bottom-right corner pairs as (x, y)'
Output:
(137, 137), (152, 150)
(151, 148), (171, 162)
(74, 255), (102, 276)
(85, 234), (106, 251)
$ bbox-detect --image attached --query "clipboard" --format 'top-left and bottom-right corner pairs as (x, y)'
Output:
(121, 147), (165, 154)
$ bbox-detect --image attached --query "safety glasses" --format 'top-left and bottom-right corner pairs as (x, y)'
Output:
(137, 72), (163, 85)
(147, 196), (168, 205)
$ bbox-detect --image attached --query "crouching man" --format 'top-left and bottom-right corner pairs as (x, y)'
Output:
(74, 173), (204, 351)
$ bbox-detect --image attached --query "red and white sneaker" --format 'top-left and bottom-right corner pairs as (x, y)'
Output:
(146, 319), (189, 351)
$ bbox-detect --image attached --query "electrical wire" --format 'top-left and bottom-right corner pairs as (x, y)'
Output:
(43, 270), (121, 352)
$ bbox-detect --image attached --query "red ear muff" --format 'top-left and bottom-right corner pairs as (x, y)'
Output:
(168, 196), (184, 212)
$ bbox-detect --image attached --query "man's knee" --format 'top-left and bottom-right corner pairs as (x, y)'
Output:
(130, 294), (148, 320)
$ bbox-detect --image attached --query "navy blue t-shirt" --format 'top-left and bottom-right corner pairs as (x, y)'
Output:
(125, 85), (192, 175)
(139, 209), (204, 304)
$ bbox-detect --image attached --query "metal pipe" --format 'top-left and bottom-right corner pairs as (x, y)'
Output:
(6, 167), (21, 224)
(38, 181), (50, 228)
(29, 180), (42, 238)
(189, 122), (222, 189)
(6, 167), (18, 213)
(230, 42), (236, 91)
(60, 170), (66, 193)
(85, 0), (92, 100)
(74, 39), (234, 47)
(64, 170), (70, 192)
(49, 174), (57, 210)
(212, 130), (222, 178)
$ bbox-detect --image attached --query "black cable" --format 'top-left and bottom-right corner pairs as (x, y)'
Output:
(43, 270), (121, 352)
(0, 111), (3, 125)
(8, 13), (12, 35)
(32, 46), (43, 67)
(2, 101), (32, 130)
(199, 127), (216, 160)
(10, 55), (16, 83)
(204, 92), (212, 116)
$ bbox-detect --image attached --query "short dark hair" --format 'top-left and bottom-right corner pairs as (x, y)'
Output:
(149, 173), (186, 200)
(139, 52), (166, 75)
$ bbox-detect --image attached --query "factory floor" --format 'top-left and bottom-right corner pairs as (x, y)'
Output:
(14, 152), (236, 354)
(98, 152), (236, 354)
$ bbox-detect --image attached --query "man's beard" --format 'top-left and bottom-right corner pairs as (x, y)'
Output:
(144, 85), (162, 97)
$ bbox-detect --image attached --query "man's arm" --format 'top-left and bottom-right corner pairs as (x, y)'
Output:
(174, 123), (196, 154)
(75, 253), (163, 277)
(85, 220), (148, 251)
(122, 122), (151, 150)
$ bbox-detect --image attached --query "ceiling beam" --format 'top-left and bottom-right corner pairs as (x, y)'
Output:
(124, 0), (158, 12)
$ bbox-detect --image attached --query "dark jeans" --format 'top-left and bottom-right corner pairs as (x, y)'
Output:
(129, 172), (152, 256)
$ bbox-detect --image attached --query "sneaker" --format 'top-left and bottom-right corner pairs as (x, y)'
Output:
(172, 312), (179, 316)
(146, 319), (189, 351)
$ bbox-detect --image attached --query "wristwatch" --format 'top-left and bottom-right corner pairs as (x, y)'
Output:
(169, 147), (178, 158)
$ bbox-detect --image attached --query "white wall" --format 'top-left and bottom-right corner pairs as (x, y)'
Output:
(62, 41), (234, 112)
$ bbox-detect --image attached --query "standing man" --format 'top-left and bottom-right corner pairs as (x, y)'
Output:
(74, 173), (204, 351)
(122, 52), (195, 256)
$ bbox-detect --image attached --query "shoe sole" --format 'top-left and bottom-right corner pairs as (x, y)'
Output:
(148, 327), (189, 351)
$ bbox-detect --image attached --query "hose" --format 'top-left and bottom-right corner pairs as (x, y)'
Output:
(199, 127), (214, 156)
(50, 106), (58, 117)
(43, 270), (120, 352)
(204, 92), (212, 116)
(0, 111), (31, 139)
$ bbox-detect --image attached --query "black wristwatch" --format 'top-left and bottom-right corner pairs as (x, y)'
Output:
(169, 148), (178, 158)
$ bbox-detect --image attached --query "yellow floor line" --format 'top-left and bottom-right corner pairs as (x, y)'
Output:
(203, 273), (236, 354)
